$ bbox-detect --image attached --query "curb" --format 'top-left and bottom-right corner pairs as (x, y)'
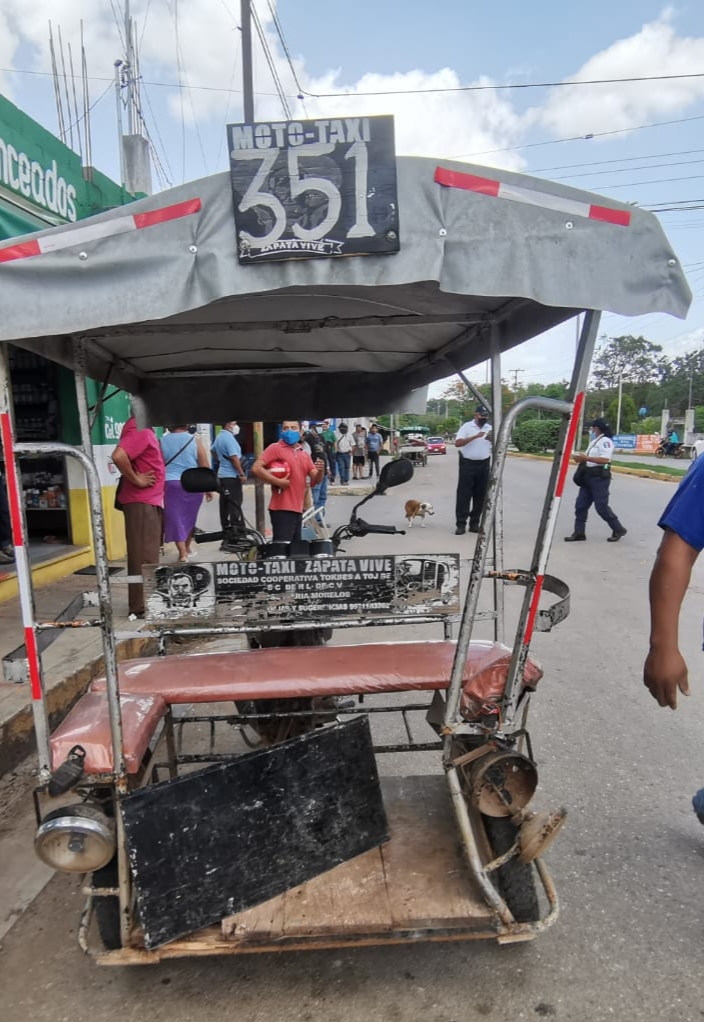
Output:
(508, 451), (684, 483)
(328, 485), (375, 497)
(0, 634), (157, 779)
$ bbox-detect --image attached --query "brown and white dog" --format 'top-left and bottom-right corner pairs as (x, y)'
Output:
(405, 499), (435, 528)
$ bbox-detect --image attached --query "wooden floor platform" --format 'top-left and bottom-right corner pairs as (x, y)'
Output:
(101, 775), (508, 964)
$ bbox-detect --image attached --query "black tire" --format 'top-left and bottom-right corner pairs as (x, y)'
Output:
(91, 857), (122, 950)
(482, 815), (540, 923)
(655, 446), (664, 458)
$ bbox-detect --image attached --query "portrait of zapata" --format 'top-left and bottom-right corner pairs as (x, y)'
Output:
(147, 563), (216, 619)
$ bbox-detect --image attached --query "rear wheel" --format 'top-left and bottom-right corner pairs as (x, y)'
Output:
(482, 815), (540, 923)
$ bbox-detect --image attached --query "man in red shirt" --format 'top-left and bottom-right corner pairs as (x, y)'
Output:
(251, 420), (324, 542)
(112, 417), (165, 618)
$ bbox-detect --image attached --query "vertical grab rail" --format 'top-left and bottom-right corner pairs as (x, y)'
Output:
(500, 310), (601, 727)
(442, 393), (574, 731)
(0, 344), (52, 780)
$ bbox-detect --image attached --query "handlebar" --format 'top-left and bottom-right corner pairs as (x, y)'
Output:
(356, 523), (405, 536)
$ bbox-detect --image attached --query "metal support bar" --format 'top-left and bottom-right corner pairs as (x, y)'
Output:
(456, 369), (492, 417)
(83, 311), (488, 341)
(500, 311), (601, 726)
(490, 325), (504, 643)
(3, 591), (94, 682)
(442, 395), (573, 733)
(0, 344), (51, 777)
(15, 442), (126, 782)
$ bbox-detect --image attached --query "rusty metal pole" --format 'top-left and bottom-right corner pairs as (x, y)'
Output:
(252, 421), (266, 533)
(240, 1), (266, 533)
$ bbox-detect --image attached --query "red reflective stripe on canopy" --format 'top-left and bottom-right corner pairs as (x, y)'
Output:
(434, 167), (501, 197)
(0, 239), (41, 263)
(589, 204), (631, 227)
(133, 198), (202, 229)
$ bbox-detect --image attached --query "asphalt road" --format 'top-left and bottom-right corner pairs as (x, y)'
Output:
(2, 453), (704, 1022)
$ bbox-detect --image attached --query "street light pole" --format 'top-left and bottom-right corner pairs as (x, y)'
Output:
(616, 371), (623, 435)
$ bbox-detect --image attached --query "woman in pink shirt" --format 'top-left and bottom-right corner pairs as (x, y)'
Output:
(112, 417), (165, 618)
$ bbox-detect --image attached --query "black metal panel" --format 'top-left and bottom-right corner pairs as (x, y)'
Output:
(228, 115), (399, 263)
(121, 717), (388, 949)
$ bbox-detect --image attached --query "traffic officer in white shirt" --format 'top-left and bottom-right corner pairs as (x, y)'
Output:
(565, 417), (627, 543)
(454, 405), (492, 534)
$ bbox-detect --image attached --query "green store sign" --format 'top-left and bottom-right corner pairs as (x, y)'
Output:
(0, 93), (136, 227)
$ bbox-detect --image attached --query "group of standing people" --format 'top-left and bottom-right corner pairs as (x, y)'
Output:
(328, 421), (383, 484)
(112, 418), (235, 619)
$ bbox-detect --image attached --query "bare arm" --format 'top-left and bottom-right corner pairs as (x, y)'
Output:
(309, 459), (325, 486)
(643, 529), (698, 708)
(111, 446), (155, 489)
(195, 436), (216, 502)
(196, 436), (210, 469)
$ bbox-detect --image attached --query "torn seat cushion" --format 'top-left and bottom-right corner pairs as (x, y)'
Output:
(50, 691), (167, 775)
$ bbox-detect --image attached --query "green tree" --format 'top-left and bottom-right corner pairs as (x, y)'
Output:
(606, 394), (638, 433)
(591, 335), (664, 390)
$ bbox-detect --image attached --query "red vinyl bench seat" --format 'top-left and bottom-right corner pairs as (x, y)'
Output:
(50, 692), (167, 775)
(90, 640), (541, 705)
(53, 641), (542, 776)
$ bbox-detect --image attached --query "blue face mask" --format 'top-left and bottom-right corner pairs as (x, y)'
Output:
(281, 429), (300, 445)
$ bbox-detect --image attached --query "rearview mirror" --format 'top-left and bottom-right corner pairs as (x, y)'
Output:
(181, 467), (219, 493)
(377, 458), (413, 493)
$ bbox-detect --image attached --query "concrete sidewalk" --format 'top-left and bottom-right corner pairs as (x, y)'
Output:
(0, 480), (374, 778)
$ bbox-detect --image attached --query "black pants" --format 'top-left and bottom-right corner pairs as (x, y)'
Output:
(270, 510), (302, 543)
(218, 477), (243, 532)
(574, 475), (624, 535)
(367, 451), (380, 477)
(455, 456), (490, 529)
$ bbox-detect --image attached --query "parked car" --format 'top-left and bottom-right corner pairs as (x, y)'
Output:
(426, 436), (447, 455)
(690, 437), (704, 460)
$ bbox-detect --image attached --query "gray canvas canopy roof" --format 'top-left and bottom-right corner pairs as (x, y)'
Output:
(0, 156), (691, 422)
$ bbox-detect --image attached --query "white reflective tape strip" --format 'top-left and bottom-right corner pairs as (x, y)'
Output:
(39, 217), (137, 253)
(13, 545), (33, 622)
(498, 183), (588, 219)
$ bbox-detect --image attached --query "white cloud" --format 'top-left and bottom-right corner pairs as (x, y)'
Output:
(535, 10), (704, 138)
(0, 1), (527, 173)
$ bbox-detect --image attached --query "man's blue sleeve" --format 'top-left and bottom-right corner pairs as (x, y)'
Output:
(658, 458), (704, 551)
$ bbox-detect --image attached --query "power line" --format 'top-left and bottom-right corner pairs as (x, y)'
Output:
(548, 156), (704, 182)
(531, 147), (704, 174)
(250, 3), (292, 119)
(587, 173), (704, 191)
(453, 114), (704, 160)
(301, 71), (704, 99)
(266, 0), (307, 113)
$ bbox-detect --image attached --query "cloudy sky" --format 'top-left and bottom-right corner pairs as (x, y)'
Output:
(1, 0), (703, 393)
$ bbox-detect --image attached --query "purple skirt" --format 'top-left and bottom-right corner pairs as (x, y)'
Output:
(163, 481), (203, 542)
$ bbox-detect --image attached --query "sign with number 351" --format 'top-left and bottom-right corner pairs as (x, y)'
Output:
(227, 114), (399, 264)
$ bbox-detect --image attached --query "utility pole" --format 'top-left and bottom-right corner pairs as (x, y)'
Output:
(240, 0), (265, 532)
(115, 0), (152, 195)
(510, 369), (524, 392)
(616, 371), (623, 435)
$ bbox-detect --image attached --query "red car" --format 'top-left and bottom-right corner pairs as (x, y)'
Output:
(426, 436), (446, 455)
